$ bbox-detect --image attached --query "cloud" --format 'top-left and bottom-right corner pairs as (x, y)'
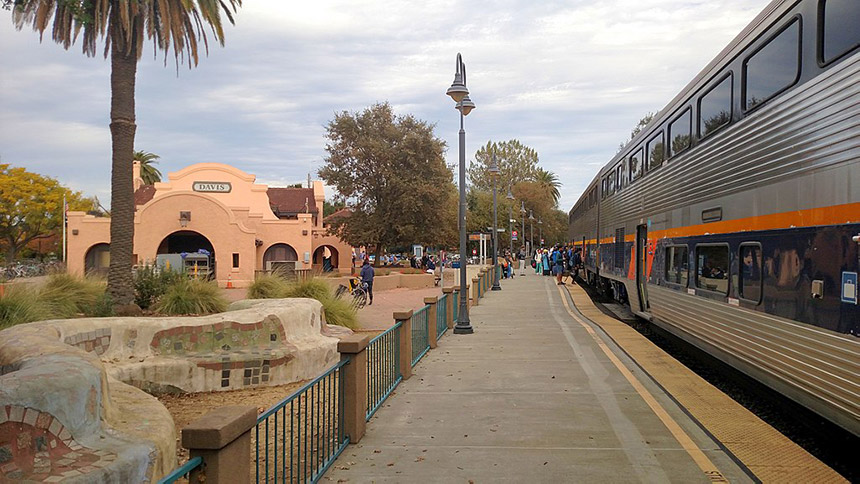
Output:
(1, 0), (769, 213)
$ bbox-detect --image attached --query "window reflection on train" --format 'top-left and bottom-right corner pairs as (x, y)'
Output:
(696, 246), (728, 294)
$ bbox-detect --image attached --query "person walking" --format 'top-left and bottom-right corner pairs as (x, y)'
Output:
(552, 244), (565, 285)
(360, 258), (375, 306)
(534, 249), (542, 274)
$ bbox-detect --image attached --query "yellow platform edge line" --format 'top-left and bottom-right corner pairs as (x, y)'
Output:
(561, 283), (848, 484)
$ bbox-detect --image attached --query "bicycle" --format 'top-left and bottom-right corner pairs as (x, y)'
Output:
(335, 277), (368, 309)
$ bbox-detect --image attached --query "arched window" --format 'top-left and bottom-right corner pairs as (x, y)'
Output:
(85, 243), (110, 275)
(263, 244), (298, 265)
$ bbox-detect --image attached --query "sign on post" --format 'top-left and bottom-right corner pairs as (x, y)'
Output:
(512, 230), (518, 241)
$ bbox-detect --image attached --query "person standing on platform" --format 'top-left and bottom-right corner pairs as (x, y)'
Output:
(360, 258), (375, 306)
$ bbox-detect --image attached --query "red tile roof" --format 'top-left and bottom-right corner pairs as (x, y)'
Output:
(324, 208), (352, 223)
(267, 187), (319, 215)
(134, 184), (156, 208)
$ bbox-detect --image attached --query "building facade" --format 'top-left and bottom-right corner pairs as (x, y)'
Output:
(66, 162), (353, 287)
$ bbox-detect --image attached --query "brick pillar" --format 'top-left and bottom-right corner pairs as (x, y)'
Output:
(424, 296), (438, 349)
(181, 405), (257, 484)
(472, 278), (480, 306)
(338, 334), (370, 444)
(442, 287), (454, 329)
(394, 310), (413, 380)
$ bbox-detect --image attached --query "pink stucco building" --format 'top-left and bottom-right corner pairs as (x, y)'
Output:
(66, 162), (353, 287)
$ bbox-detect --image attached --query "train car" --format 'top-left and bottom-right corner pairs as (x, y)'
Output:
(568, 0), (859, 436)
(568, 177), (600, 284)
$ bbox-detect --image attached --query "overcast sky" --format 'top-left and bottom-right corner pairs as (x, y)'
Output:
(0, 0), (770, 211)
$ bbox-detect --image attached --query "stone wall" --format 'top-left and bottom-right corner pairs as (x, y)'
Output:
(0, 298), (346, 482)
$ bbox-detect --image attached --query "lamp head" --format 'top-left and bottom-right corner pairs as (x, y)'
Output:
(529, 210), (535, 220)
(505, 186), (514, 200)
(446, 72), (468, 103)
(488, 153), (501, 176)
(456, 95), (476, 116)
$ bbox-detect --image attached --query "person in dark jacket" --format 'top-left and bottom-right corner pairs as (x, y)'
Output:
(360, 259), (375, 305)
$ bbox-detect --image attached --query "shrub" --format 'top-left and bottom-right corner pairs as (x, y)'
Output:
(319, 294), (358, 329)
(39, 273), (106, 319)
(244, 277), (358, 329)
(134, 266), (184, 310)
(246, 274), (289, 299)
(281, 279), (333, 301)
(154, 278), (228, 315)
(0, 285), (45, 329)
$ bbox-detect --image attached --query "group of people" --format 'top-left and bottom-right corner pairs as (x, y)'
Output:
(496, 244), (582, 285)
(534, 244), (583, 285)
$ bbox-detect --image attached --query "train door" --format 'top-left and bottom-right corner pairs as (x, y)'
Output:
(636, 224), (650, 311)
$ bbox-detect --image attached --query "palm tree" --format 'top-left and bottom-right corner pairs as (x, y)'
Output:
(534, 168), (561, 206)
(8, 0), (241, 307)
(134, 150), (162, 185)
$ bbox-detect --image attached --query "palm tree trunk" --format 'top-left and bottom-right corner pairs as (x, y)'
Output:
(106, 33), (138, 307)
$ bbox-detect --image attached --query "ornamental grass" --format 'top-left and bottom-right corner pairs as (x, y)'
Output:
(153, 278), (228, 316)
(245, 275), (358, 329)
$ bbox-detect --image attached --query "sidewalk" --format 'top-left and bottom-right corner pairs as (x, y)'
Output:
(324, 272), (751, 483)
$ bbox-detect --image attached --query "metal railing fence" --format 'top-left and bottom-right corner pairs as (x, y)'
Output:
(158, 456), (203, 484)
(453, 290), (459, 323)
(366, 323), (402, 420)
(436, 294), (448, 339)
(411, 305), (430, 366)
(255, 359), (349, 483)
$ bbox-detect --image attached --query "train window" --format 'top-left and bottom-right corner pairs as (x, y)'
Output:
(698, 74), (733, 138)
(664, 246), (689, 287)
(696, 244), (729, 294)
(616, 164), (624, 190)
(647, 131), (665, 170)
(669, 108), (692, 157)
(743, 18), (801, 111)
(614, 228), (625, 270)
(629, 148), (644, 182)
(738, 244), (762, 303)
(819, 0), (860, 64)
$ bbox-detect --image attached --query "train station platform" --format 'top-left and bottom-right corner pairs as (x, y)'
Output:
(325, 272), (845, 483)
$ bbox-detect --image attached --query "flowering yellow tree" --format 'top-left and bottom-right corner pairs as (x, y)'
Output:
(0, 164), (90, 262)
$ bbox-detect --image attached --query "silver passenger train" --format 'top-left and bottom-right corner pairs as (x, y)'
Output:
(567, 0), (859, 435)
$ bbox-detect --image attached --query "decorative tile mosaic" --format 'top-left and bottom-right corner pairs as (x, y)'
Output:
(63, 328), (112, 356)
(144, 319), (298, 389)
(0, 405), (116, 481)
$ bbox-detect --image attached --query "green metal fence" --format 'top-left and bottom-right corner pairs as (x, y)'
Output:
(436, 294), (448, 339)
(158, 456), (203, 484)
(255, 359), (349, 483)
(366, 323), (402, 421)
(411, 305), (430, 366)
(453, 291), (459, 323)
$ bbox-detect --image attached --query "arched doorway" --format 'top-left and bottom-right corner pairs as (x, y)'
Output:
(157, 231), (216, 279)
(84, 243), (110, 275)
(313, 245), (339, 272)
(263, 243), (298, 270)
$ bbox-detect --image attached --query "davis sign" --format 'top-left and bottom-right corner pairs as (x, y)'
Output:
(192, 181), (232, 193)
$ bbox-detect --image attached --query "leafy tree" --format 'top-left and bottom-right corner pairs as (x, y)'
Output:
(469, 140), (539, 192)
(318, 102), (456, 263)
(134, 150), (161, 185)
(0, 164), (90, 261)
(323, 200), (345, 218)
(7, 0), (242, 307)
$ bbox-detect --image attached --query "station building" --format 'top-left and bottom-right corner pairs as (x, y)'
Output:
(66, 162), (353, 287)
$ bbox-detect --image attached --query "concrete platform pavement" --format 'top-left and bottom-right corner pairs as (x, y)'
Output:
(324, 272), (753, 483)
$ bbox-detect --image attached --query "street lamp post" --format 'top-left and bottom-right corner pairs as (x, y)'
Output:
(489, 154), (501, 291)
(538, 217), (543, 247)
(506, 186), (515, 254)
(446, 53), (475, 335)
(520, 201), (526, 276)
(529, 210), (535, 255)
